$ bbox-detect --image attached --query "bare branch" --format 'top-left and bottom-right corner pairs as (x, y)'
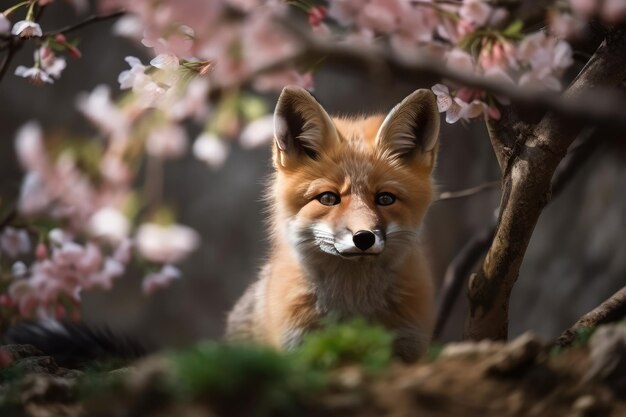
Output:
(434, 226), (494, 339)
(43, 10), (126, 37)
(0, 39), (23, 84)
(556, 286), (626, 347)
(435, 181), (499, 202)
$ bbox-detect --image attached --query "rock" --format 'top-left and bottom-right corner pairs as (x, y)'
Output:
(1, 344), (45, 361)
(584, 322), (626, 398)
(14, 356), (59, 375)
(484, 333), (544, 377)
(19, 374), (77, 405)
(439, 340), (503, 360)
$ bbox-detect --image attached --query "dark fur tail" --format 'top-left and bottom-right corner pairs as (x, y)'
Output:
(2, 320), (147, 369)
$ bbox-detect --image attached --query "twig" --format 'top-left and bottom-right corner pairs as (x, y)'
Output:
(434, 226), (494, 338)
(43, 10), (125, 37)
(556, 286), (626, 347)
(435, 181), (499, 202)
(433, 128), (602, 339)
(0, 40), (22, 84)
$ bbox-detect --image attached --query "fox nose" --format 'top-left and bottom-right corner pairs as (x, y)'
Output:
(353, 230), (376, 251)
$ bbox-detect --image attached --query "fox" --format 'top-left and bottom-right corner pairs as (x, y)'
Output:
(225, 86), (441, 362)
(2, 87), (440, 367)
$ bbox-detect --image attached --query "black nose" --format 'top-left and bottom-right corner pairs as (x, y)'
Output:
(353, 230), (375, 251)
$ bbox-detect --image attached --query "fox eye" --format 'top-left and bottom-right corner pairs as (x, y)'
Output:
(375, 192), (396, 206)
(317, 192), (340, 206)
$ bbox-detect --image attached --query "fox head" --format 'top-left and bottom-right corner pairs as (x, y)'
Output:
(270, 86), (440, 267)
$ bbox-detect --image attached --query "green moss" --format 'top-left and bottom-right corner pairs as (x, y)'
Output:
(425, 342), (444, 362)
(295, 318), (393, 372)
(171, 342), (324, 416)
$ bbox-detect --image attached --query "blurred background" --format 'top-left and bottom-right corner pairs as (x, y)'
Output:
(1, 4), (624, 348)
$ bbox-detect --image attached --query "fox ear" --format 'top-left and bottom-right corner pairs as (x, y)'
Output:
(273, 85), (338, 168)
(375, 89), (440, 167)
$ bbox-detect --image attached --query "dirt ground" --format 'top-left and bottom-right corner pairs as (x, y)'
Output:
(2, 326), (626, 417)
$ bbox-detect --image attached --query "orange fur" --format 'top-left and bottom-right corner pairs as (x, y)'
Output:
(226, 87), (440, 361)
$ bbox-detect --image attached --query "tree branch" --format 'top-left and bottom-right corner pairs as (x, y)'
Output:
(435, 181), (499, 202)
(434, 128), (601, 339)
(43, 10), (126, 37)
(0, 39), (23, 84)
(556, 286), (626, 347)
(464, 27), (626, 341)
(278, 19), (626, 132)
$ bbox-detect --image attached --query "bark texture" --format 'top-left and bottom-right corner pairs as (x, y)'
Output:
(464, 28), (626, 341)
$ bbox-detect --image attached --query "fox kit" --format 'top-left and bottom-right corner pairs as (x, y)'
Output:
(226, 86), (440, 362)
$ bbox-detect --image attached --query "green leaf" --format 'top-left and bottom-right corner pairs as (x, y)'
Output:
(503, 19), (524, 37)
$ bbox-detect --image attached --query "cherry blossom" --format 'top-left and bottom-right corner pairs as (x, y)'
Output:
(15, 65), (53, 84)
(136, 223), (200, 264)
(15, 122), (47, 172)
(0, 227), (31, 258)
(193, 132), (229, 169)
(11, 20), (42, 38)
(76, 85), (130, 137)
(0, 14), (10, 33)
(39, 47), (67, 79)
(118, 56), (147, 89)
(146, 124), (188, 158)
(142, 264), (182, 295)
(88, 207), (130, 243)
(239, 115), (274, 149)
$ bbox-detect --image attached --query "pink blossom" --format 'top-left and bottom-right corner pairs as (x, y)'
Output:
(193, 132), (229, 169)
(0, 227), (31, 258)
(142, 264), (181, 295)
(459, 0), (492, 27)
(84, 258), (124, 290)
(519, 70), (562, 91)
(518, 32), (573, 72)
(100, 154), (132, 184)
(88, 207), (130, 243)
(328, 0), (368, 26)
(9, 280), (38, 316)
(357, 0), (402, 34)
(478, 41), (517, 71)
(446, 48), (475, 74)
(253, 69), (314, 92)
(113, 238), (133, 264)
(167, 77), (210, 121)
(240, 115), (274, 149)
(146, 124), (188, 158)
(113, 15), (144, 38)
(12, 261), (28, 278)
(15, 66), (53, 84)
(18, 172), (52, 217)
(549, 12), (587, 39)
(569, 0), (598, 17)
(39, 47), (66, 79)
(150, 53), (180, 70)
(602, 0), (626, 22)
(242, 12), (299, 74)
(431, 84), (484, 123)
(11, 20), (42, 38)
(118, 56), (147, 89)
(136, 223), (200, 263)
(15, 122), (47, 172)
(0, 14), (10, 34)
(77, 85), (129, 137)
